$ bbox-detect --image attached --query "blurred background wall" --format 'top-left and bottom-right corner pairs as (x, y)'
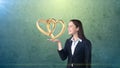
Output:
(0, 0), (120, 68)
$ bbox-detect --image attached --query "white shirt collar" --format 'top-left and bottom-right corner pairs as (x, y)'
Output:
(71, 37), (82, 42)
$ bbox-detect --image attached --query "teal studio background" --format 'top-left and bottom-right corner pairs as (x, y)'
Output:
(0, 0), (120, 68)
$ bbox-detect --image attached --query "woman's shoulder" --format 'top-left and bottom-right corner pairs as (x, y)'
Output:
(64, 37), (72, 44)
(66, 37), (72, 41)
(82, 38), (92, 46)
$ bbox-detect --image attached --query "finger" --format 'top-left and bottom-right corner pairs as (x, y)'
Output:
(47, 39), (52, 41)
(47, 39), (54, 42)
(47, 39), (49, 40)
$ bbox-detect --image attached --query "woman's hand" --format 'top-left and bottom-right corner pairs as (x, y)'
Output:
(47, 39), (60, 43)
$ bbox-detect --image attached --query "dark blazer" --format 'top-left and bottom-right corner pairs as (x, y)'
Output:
(58, 38), (91, 68)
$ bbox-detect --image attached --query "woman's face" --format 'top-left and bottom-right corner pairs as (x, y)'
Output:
(68, 21), (79, 35)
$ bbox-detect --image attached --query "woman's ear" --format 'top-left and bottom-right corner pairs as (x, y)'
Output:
(76, 27), (79, 31)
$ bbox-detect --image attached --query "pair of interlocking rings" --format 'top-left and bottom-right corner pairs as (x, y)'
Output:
(36, 18), (65, 39)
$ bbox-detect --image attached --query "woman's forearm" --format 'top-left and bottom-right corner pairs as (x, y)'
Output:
(57, 41), (62, 51)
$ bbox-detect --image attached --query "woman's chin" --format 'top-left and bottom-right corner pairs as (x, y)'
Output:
(68, 33), (72, 35)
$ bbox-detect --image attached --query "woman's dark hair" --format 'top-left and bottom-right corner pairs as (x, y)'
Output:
(70, 19), (86, 40)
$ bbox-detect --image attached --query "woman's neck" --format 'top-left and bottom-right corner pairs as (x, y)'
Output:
(73, 33), (79, 41)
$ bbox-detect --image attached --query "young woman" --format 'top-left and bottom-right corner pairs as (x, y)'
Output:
(49, 19), (92, 68)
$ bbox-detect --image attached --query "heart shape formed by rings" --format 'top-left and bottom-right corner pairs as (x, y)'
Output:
(36, 18), (65, 39)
